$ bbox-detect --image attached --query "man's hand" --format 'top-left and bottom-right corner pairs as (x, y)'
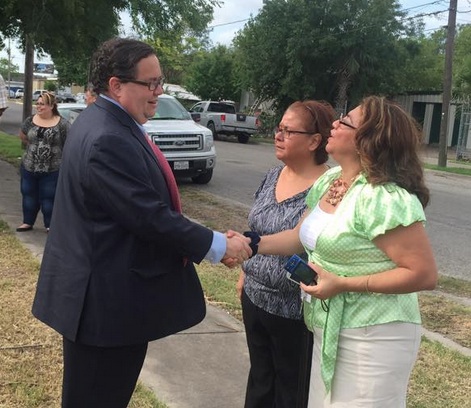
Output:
(221, 231), (252, 268)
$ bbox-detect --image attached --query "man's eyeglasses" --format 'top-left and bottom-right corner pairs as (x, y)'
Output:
(119, 76), (165, 91)
(275, 126), (313, 140)
(338, 113), (357, 130)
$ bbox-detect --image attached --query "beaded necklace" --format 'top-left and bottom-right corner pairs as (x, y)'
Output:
(325, 174), (358, 206)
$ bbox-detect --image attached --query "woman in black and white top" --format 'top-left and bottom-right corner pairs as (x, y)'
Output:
(17, 92), (69, 232)
(236, 100), (335, 408)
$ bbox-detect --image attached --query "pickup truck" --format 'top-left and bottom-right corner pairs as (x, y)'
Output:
(144, 95), (216, 184)
(58, 95), (216, 184)
(189, 101), (260, 144)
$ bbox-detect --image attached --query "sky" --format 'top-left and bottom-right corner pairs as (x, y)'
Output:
(1, 0), (470, 73)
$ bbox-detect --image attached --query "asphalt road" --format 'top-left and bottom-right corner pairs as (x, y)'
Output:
(0, 99), (23, 135)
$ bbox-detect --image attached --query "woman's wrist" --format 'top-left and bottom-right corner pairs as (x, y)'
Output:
(338, 275), (368, 293)
(243, 231), (260, 257)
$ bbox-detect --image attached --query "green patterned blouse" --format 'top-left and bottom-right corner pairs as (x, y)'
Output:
(302, 166), (425, 393)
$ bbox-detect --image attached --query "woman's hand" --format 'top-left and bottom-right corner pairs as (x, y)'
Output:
(300, 262), (343, 300)
(236, 270), (245, 301)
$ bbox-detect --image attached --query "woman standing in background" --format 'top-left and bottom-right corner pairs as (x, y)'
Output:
(17, 92), (68, 232)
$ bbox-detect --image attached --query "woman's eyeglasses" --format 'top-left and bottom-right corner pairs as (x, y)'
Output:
(338, 113), (357, 130)
(274, 126), (313, 140)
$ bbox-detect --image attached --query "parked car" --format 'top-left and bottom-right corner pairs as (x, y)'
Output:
(32, 89), (48, 101)
(56, 92), (77, 103)
(144, 94), (216, 184)
(190, 112), (201, 123)
(15, 88), (24, 99)
(189, 100), (260, 144)
(57, 103), (87, 125)
(55, 95), (216, 184)
(8, 88), (15, 98)
(75, 93), (86, 104)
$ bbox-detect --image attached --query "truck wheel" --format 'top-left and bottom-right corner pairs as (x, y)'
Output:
(207, 122), (218, 140)
(238, 133), (250, 144)
(192, 169), (213, 184)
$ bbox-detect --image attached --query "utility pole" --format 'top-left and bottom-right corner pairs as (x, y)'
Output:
(438, 0), (457, 167)
(22, 34), (34, 122)
(7, 39), (12, 91)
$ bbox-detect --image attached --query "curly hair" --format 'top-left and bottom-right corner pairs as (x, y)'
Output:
(89, 37), (156, 95)
(355, 96), (429, 208)
(286, 100), (336, 165)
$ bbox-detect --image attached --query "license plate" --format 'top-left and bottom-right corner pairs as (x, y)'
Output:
(174, 161), (189, 170)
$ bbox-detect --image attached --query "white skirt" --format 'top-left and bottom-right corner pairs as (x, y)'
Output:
(308, 322), (421, 408)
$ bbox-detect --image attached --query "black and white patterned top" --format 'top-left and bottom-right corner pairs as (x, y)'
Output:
(21, 115), (69, 173)
(243, 165), (311, 320)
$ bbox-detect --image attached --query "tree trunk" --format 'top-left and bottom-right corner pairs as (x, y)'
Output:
(335, 70), (351, 114)
(22, 34), (34, 122)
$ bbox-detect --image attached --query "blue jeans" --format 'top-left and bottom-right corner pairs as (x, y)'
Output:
(20, 165), (59, 228)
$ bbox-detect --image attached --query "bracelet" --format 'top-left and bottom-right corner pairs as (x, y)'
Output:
(243, 231), (260, 257)
(365, 275), (371, 294)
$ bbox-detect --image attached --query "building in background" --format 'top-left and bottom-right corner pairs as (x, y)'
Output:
(163, 84), (200, 109)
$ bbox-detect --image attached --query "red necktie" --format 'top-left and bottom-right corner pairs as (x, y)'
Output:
(145, 134), (182, 213)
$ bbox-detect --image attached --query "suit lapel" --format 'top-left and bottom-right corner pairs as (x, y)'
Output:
(95, 95), (158, 164)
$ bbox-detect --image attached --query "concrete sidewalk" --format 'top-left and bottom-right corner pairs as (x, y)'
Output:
(0, 159), (249, 407)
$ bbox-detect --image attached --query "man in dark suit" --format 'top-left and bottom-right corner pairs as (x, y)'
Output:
(32, 37), (251, 408)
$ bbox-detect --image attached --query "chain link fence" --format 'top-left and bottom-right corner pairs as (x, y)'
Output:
(456, 108), (471, 161)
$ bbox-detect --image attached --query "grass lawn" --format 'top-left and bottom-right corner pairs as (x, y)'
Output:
(0, 220), (166, 407)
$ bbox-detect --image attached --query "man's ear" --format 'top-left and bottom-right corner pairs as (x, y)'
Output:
(108, 77), (122, 97)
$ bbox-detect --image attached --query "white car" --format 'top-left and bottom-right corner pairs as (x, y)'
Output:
(55, 95), (216, 184)
(57, 103), (87, 125)
(144, 94), (216, 184)
(15, 88), (24, 98)
(75, 93), (86, 104)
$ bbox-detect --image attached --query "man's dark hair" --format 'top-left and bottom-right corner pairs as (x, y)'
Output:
(89, 37), (156, 95)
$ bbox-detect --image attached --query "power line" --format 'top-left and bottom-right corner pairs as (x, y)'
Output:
(208, 1), (459, 32)
(402, 0), (447, 12)
(209, 18), (250, 29)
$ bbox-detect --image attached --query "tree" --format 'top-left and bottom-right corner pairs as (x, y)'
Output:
(234, 0), (413, 112)
(44, 79), (57, 92)
(454, 25), (471, 97)
(146, 33), (210, 85)
(0, 57), (19, 78)
(0, 0), (218, 118)
(184, 45), (240, 101)
(393, 32), (444, 93)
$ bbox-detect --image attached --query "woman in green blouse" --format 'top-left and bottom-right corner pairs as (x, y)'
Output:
(236, 96), (438, 407)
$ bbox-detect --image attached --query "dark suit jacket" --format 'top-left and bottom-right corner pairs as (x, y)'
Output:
(32, 96), (212, 347)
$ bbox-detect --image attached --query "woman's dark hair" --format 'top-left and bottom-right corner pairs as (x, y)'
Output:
(356, 96), (430, 208)
(89, 37), (156, 95)
(286, 100), (336, 165)
(40, 92), (60, 116)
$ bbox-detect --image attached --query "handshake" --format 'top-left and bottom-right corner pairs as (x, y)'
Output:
(221, 230), (259, 268)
